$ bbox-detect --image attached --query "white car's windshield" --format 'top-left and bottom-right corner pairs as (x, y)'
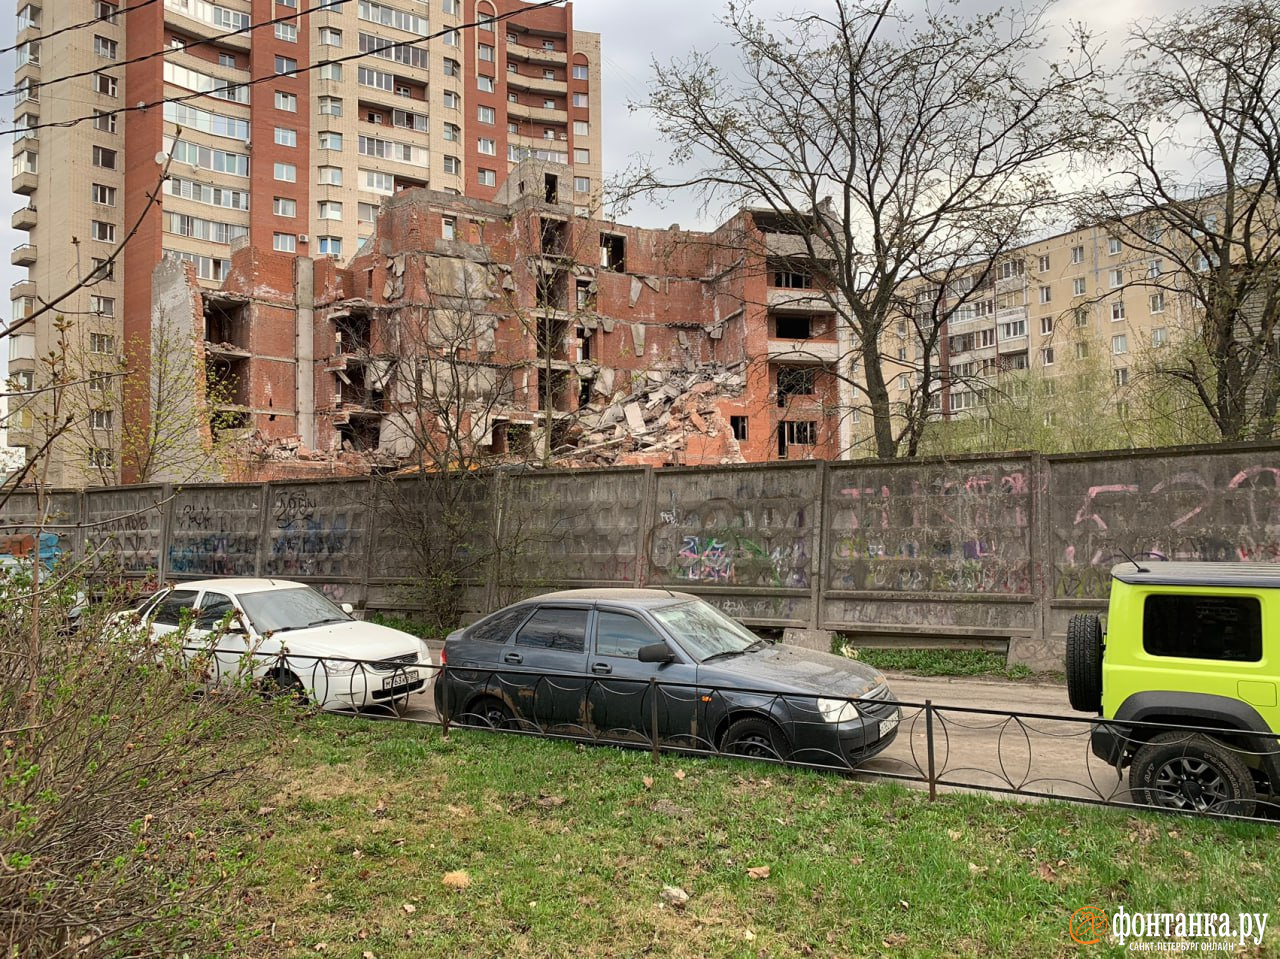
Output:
(238, 586), (351, 634)
(651, 600), (760, 663)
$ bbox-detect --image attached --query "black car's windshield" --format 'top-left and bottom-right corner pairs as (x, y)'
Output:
(652, 600), (760, 663)
(238, 586), (351, 634)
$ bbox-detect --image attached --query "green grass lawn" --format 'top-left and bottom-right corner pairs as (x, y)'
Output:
(221, 716), (1278, 959)
(834, 642), (1065, 683)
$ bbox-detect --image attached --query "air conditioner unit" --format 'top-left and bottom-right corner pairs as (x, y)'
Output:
(298, 234), (309, 243)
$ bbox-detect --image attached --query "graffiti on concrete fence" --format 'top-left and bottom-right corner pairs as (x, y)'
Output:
(168, 503), (257, 576)
(826, 467), (1033, 594)
(1054, 465), (1280, 597)
(648, 495), (812, 587)
(265, 489), (357, 578)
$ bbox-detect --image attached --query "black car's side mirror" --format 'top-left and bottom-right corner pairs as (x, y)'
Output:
(637, 642), (674, 664)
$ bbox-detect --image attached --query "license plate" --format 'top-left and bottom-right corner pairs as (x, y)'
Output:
(879, 717), (899, 739)
(382, 669), (419, 691)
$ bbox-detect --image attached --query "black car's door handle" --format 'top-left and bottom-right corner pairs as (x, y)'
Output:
(503, 652), (523, 664)
(591, 662), (612, 675)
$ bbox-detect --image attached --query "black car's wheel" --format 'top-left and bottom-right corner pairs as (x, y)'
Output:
(463, 696), (514, 730)
(1129, 731), (1256, 816)
(262, 669), (309, 706)
(721, 716), (789, 761)
(1065, 613), (1104, 712)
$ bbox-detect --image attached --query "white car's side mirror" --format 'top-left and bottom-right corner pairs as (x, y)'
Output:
(340, 603), (354, 615)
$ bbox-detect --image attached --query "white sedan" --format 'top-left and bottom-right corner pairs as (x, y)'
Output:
(125, 578), (432, 711)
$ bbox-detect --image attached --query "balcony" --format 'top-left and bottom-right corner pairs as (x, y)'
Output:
(507, 100), (566, 125)
(507, 71), (567, 96)
(11, 205), (36, 231)
(12, 131), (38, 155)
(162, 1), (252, 50)
(996, 334), (1028, 355)
(10, 279), (37, 300)
(767, 288), (830, 311)
(11, 243), (37, 267)
(506, 41), (567, 66)
(767, 338), (840, 365)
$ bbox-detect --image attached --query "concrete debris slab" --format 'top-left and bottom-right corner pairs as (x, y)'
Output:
(631, 323), (646, 353)
(600, 316), (615, 333)
(624, 403), (646, 433)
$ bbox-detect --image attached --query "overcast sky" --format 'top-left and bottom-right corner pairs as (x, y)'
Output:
(0, 0), (1168, 325)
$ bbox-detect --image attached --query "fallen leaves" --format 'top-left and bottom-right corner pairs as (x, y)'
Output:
(746, 865), (771, 880)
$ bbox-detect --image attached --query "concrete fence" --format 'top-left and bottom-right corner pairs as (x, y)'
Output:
(3, 440), (1278, 670)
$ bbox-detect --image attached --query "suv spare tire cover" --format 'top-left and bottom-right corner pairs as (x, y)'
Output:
(1066, 613), (1104, 712)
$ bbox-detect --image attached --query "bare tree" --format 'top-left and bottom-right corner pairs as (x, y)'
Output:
(624, 0), (1101, 458)
(1084, 0), (1280, 441)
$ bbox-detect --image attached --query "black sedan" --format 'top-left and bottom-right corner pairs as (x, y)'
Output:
(434, 589), (900, 769)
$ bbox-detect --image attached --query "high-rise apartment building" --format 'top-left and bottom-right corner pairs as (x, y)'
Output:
(7, 0), (601, 485)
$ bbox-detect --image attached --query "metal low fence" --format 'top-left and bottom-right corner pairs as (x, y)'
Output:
(179, 648), (1280, 823)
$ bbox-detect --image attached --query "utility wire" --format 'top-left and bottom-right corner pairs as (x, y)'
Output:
(1, 0), (160, 56)
(2, 1), (565, 138)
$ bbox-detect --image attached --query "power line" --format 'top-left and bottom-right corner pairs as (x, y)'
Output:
(1, 0), (160, 57)
(2, 1), (565, 139)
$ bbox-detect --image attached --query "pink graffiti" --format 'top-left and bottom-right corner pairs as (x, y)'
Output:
(1073, 484), (1139, 530)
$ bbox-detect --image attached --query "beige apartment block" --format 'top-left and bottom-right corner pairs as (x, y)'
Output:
(7, 0), (601, 487)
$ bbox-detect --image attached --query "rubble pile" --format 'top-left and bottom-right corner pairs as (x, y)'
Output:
(553, 362), (749, 469)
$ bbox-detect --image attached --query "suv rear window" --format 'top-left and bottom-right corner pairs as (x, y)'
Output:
(1142, 594), (1262, 662)
(514, 607), (588, 653)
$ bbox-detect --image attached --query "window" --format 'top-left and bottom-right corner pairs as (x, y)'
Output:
(318, 165), (342, 185)
(318, 200), (343, 220)
(1038, 286), (1052, 304)
(1072, 277), (1086, 296)
(543, 99), (556, 109)
(478, 137), (496, 155)
(88, 448), (114, 470)
(318, 62), (342, 81)
(730, 416), (748, 441)
(96, 1), (119, 22)
(91, 183), (116, 206)
(1109, 268), (1124, 288)
(318, 96), (343, 116)
(478, 75), (495, 93)
(443, 90), (460, 109)
(543, 69), (555, 80)
(478, 105), (495, 124)
(999, 318), (1027, 339)
(778, 420), (817, 456)
(479, 44), (495, 61)
(1036, 254), (1050, 273)
(1152, 327), (1167, 347)
(998, 259), (1023, 279)
(275, 22), (297, 41)
(443, 58), (461, 77)
(91, 220), (116, 242)
(364, 169), (394, 192)
(96, 73), (118, 97)
(574, 148), (590, 163)
(515, 608), (588, 653)
(574, 176), (590, 193)
(573, 92), (588, 108)
(152, 590), (198, 627)
(1112, 333), (1128, 354)
(91, 409), (113, 431)
(319, 26), (342, 45)
(1111, 300), (1125, 321)
(274, 127), (297, 147)
(443, 28), (460, 46)
(1071, 245), (1084, 264)
(274, 162), (297, 182)
(1114, 367), (1129, 387)
(1041, 347), (1055, 366)
(442, 216), (457, 240)
(90, 332), (115, 353)
(318, 236), (342, 256)
(274, 56), (297, 76)
(595, 612), (662, 660)
(1040, 316), (1054, 335)
(1108, 236), (1122, 255)
(273, 196), (297, 217)
(572, 64), (589, 80)
(218, 52), (237, 68)
(1075, 342), (1089, 359)
(89, 295), (115, 316)
(275, 91), (298, 111)
(442, 122), (460, 141)
(898, 374), (910, 391)
(318, 131), (343, 150)
(358, 202), (379, 224)
(90, 258), (115, 282)
(443, 0), (460, 12)
(1148, 259), (1163, 278)
(92, 146), (117, 169)
(543, 40), (555, 51)
(1144, 595), (1261, 662)
(93, 110), (117, 133)
(273, 233), (297, 252)
(94, 35), (118, 59)
(1149, 292), (1165, 313)
(1074, 306), (1089, 327)
(478, 168), (496, 187)
(776, 367), (815, 405)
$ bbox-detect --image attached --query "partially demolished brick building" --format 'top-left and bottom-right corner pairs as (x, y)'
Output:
(161, 161), (850, 480)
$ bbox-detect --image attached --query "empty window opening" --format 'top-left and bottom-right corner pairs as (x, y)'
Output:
(506, 422), (534, 456)
(600, 233), (626, 272)
(537, 316), (571, 360)
(536, 268), (569, 311)
(540, 217), (568, 257)
(575, 326), (592, 361)
(777, 420), (816, 458)
(334, 310), (372, 354)
(576, 279), (596, 311)
(731, 416), (748, 441)
(776, 367), (816, 406)
(578, 375), (594, 408)
(337, 419), (380, 452)
(774, 314), (812, 339)
(769, 258), (813, 289)
(544, 173), (559, 204)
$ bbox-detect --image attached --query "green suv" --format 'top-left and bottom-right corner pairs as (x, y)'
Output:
(1066, 561), (1279, 816)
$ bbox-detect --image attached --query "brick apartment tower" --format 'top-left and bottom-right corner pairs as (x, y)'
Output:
(7, 0), (601, 485)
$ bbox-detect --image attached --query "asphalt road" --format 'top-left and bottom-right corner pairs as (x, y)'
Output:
(391, 672), (1130, 805)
